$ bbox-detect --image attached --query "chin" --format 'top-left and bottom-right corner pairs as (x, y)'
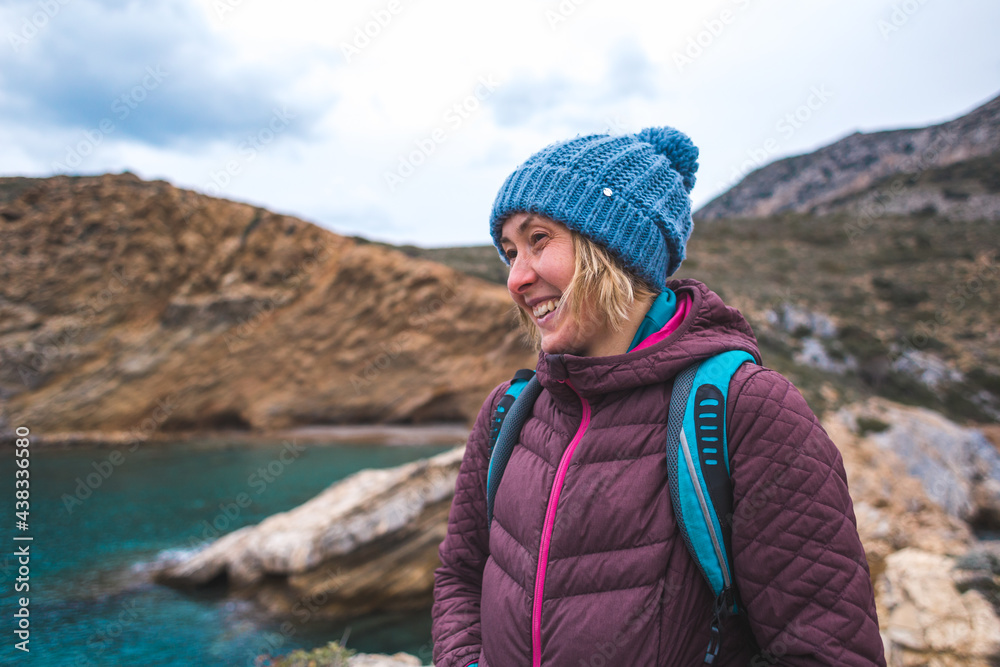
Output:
(540, 337), (586, 357)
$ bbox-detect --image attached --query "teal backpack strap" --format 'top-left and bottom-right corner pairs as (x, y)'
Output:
(486, 369), (540, 529)
(665, 350), (755, 665)
(488, 369), (535, 450)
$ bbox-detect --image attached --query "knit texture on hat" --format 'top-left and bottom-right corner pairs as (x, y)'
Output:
(490, 126), (699, 290)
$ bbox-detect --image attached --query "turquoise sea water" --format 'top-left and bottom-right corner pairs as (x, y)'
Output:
(0, 438), (455, 666)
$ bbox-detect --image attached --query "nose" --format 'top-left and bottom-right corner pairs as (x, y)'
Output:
(506, 254), (535, 295)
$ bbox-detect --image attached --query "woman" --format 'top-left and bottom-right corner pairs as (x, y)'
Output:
(432, 127), (884, 666)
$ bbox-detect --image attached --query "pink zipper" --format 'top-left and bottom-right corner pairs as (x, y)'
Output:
(531, 380), (591, 667)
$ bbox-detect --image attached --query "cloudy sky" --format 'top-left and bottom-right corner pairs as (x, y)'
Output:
(1, 0), (998, 247)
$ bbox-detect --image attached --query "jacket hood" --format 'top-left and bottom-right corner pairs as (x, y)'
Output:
(535, 279), (761, 403)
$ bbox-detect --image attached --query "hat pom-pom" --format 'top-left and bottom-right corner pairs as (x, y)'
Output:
(636, 126), (699, 192)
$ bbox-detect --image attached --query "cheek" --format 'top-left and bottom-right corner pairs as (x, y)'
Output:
(541, 258), (574, 291)
(554, 246), (577, 288)
(564, 300), (602, 342)
(558, 268), (575, 290)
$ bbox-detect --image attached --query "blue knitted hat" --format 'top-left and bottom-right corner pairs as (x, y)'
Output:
(489, 126), (699, 290)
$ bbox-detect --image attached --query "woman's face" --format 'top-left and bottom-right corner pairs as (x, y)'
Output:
(500, 213), (599, 356)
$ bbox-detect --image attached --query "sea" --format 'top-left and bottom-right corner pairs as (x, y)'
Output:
(0, 436), (457, 666)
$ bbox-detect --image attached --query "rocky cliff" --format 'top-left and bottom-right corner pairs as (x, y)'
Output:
(4, 122), (998, 442)
(0, 174), (535, 440)
(696, 92), (1000, 222)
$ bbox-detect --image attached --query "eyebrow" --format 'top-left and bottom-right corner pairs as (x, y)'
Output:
(498, 214), (537, 245)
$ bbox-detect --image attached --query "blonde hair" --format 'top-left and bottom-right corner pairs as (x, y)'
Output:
(513, 228), (659, 348)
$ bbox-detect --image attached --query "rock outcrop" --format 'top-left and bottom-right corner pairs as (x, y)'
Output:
(0, 174), (535, 440)
(346, 653), (424, 667)
(696, 92), (1000, 222)
(827, 400), (1000, 664)
(260, 648), (426, 667)
(155, 447), (464, 620)
(878, 548), (1000, 666)
(836, 399), (1000, 531)
(823, 403), (976, 580)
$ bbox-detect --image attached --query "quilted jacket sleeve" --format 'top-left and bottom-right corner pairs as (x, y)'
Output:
(432, 384), (506, 667)
(727, 366), (885, 666)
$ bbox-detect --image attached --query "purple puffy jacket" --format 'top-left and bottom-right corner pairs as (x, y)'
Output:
(432, 279), (885, 666)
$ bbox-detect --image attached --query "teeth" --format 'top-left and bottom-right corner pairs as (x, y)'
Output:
(532, 298), (561, 318)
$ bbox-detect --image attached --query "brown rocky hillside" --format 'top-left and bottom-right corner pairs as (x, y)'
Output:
(3, 124), (998, 444)
(0, 174), (535, 441)
(696, 92), (1000, 222)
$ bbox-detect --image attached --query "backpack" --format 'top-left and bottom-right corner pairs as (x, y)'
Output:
(485, 350), (755, 665)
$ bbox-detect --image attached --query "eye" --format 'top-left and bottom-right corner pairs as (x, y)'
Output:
(503, 247), (517, 261)
(530, 231), (547, 246)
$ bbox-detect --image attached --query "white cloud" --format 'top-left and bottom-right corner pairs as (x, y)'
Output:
(2, 0), (998, 247)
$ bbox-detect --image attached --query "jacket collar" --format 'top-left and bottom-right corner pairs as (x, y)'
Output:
(534, 279), (761, 406)
(627, 288), (677, 351)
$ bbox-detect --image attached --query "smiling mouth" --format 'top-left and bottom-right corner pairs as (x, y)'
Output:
(532, 296), (562, 322)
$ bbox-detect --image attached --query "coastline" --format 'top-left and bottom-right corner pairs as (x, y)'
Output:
(9, 439), (447, 665)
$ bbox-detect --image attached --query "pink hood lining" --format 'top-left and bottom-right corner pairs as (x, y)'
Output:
(632, 292), (692, 353)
